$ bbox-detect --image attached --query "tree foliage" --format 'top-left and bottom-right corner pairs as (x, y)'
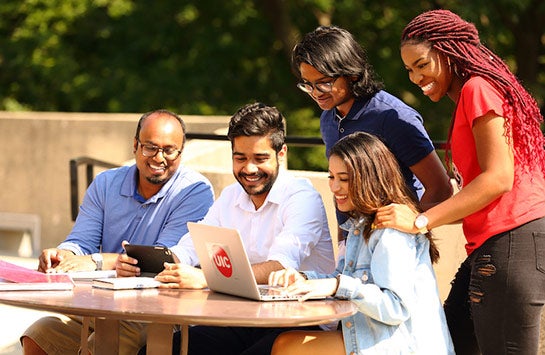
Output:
(1, 0), (543, 170)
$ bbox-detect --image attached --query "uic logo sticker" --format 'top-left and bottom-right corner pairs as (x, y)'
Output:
(211, 245), (232, 277)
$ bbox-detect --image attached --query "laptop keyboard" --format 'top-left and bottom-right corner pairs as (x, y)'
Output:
(259, 286), (280, 296)
(258, 285), (300, 300)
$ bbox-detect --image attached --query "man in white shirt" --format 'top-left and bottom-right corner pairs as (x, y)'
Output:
(170, 139), (333, 278)
(130, 102), (335, 355)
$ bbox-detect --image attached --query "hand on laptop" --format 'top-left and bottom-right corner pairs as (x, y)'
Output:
(268, 267), (338, 302)
(155, 263), (208, 289)
(268, 267), (304, 287)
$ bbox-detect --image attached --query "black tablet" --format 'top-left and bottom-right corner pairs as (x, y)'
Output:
(124, 244), (175, 277)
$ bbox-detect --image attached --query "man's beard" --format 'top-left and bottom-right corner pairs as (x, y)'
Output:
(146, 175), (168, 185)
(241, 175), (274, 196)
(237, 169), (278, 197)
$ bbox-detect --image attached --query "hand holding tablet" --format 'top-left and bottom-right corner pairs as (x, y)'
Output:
(124, 244), (175, 277)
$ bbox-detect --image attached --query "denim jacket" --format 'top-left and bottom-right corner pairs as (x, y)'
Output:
(303, 219), (454, 354)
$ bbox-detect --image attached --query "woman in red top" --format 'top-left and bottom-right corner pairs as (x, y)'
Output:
(375, 9), (545, 354)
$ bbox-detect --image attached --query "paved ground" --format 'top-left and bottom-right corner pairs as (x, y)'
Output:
(0, 304), (58, 354)
(0, 256), (59, 355)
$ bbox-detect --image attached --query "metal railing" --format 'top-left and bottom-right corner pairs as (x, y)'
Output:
(69, 157), (120, 221)
(183, 133), (447, 150)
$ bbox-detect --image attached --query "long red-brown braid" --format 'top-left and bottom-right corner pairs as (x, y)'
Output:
(401, 9), (545, 176)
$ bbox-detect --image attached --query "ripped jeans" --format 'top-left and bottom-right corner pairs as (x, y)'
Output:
(444, 217), (545, 355)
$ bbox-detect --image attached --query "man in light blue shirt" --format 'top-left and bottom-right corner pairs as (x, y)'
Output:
(57, 161), (213, 255)
(22, 109), (214, 355)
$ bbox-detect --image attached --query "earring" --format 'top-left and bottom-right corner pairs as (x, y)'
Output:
(446, 57), (455, 76)
(453, 64), (467, 78)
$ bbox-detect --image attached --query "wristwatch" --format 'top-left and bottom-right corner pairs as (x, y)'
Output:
(91, 253), (103, 271)
(414, 213), (429, 233)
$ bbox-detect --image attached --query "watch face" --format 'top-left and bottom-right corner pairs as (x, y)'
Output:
(415, 215), (428, 229)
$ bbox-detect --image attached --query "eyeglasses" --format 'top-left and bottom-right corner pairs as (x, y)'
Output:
(296, 77), (338, 94)
(137, 139), (182, 161)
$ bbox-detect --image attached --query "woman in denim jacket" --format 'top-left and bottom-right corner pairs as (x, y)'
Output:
(269, 132), (454, 354)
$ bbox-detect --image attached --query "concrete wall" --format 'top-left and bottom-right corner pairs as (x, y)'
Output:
(0, 111), (466, 301)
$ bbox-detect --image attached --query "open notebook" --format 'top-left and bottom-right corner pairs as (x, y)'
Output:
(187, 222), (323, 301)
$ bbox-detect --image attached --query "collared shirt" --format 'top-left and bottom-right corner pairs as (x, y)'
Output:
(304, 220), (454, 354)
(320, 90), (434, 199)
(58, 164), (214, 255)
(171, 169), (335, 274)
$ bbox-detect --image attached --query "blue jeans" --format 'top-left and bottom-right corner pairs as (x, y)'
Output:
(444, 217), (545, 354)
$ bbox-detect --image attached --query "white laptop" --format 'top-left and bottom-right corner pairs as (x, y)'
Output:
(187, 222), (321, 301)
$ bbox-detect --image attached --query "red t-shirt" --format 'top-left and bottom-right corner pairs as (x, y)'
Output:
(452, 76), (545, 255)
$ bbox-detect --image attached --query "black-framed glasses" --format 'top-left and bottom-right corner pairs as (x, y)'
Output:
(296, 77), (339, 94)
(137, 139), (182, 161)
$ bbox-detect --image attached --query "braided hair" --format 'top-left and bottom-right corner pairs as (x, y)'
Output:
(401, 9), (545, 175)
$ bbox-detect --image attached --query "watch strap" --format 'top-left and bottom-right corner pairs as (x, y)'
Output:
(91, 253), (103, 271)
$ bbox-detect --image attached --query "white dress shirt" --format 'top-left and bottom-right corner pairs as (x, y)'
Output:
(171, 169), (335, 273)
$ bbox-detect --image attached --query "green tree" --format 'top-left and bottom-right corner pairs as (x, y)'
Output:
(1, 0), (543, 170)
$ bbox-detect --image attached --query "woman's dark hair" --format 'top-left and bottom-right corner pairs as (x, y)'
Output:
(330, 132), (439, 263)
(292, 25), (384, 99)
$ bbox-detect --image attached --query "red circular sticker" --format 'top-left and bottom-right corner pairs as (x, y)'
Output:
(212, 245), (232, 277)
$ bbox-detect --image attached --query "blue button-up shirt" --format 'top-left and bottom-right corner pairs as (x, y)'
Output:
(58, 164), (214, 255)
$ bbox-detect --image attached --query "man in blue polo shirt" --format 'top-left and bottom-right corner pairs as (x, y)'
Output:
(21, 109), (214, 355)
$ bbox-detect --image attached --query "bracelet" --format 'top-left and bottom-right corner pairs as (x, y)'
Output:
(299, 272), (308, 280)
(335, 274), (341, 292)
